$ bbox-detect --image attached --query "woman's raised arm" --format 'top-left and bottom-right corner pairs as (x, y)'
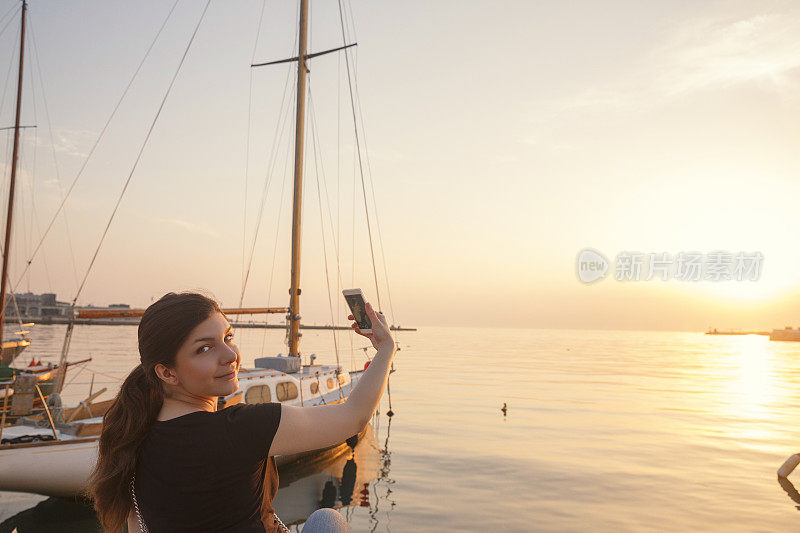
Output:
(269, 303), (395, 456)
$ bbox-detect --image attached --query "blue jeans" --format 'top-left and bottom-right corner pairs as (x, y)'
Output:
(300, 508), (351, 533)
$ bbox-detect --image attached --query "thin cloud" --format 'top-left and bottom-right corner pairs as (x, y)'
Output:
(155, 216), (220, 238)
(50, 129), (94, 159)
(656, 12), (800, 95)
(528, 8), (800, 125)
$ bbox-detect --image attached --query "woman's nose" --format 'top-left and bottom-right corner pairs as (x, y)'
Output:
(220, 343), (238, 365)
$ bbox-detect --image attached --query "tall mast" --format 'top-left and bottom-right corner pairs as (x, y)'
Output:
(288, 0), (309, 358)
(0, 0), (27, 343)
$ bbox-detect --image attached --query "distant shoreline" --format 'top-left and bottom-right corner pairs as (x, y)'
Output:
(705, 330), (769, 336)
(3, 317), (416, 331)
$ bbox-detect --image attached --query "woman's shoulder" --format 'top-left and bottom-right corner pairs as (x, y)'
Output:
(221, 401), (282, 419)
(221, 402), (283, 458)
(220, 402), (282, 433)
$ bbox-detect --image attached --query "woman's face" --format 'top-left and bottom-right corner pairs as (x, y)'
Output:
(167, 312), (241, 398)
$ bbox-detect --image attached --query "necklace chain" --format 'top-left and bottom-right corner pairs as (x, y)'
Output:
(130, 475), (149, 533)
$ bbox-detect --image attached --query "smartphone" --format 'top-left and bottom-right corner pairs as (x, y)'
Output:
(342, 288), (372, 334)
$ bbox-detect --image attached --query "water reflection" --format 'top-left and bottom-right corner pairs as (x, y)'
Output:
(0, 419), (393, 532)
(703, 335), (787, 451)
(366, 415), (395, 532)
(724, 335), (778, 418)
(275, 419), (393, 529)
(777, 476), (800, 512)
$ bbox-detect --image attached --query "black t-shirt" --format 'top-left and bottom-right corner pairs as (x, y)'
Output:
(135, 402), (283, 532)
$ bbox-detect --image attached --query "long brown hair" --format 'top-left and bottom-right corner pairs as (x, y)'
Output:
(87, 292), (222, 532)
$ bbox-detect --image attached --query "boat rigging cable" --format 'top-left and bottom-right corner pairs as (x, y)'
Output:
(336, 0), (398, 335)
(49, 0), (209, 390)
(240, 0), (267, 301)
(239, 1), (299, 311)
(29, 20), (81, 289)
(335, 0), (396, 412)
(71, 0), (210, 305)
(9, 0), (181, 293)
(0, 17), (20, 144)
(0, 4), (20, 41)
(333, 0), (380, 313)
(307, 77), (342, 377)
(260, 121), (294, 355)
(238, 74), (297, 309)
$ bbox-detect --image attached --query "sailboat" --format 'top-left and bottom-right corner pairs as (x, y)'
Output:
(0, 0), (92, 423)
(0, 0), (398, 498)
(0, 329), (31, 367)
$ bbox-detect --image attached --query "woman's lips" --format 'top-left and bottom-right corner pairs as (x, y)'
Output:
(217, 370), (236, 380)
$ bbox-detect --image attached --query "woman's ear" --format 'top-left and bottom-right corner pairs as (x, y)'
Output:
(154, 363), (179, 386)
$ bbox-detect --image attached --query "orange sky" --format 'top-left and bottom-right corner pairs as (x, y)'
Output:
(0, 0), (798, 330)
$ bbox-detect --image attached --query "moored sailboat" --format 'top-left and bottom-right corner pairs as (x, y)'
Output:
(0, 0), (90, 425)
(1, 0), (399, 499)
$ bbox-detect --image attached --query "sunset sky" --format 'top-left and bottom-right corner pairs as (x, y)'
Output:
(0, 0), (798, 330)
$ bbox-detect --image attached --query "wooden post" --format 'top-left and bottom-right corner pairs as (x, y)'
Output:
(35, 383), (59, 441)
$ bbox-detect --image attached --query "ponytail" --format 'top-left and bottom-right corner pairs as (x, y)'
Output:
(87, 291), (222, 532)
(87, 364), (163, 532)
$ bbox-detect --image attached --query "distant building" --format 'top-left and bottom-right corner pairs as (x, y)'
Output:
(3, 292), (72, 319)
(3, 293), (131, 320)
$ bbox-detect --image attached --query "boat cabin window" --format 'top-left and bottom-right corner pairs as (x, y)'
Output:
(277, 381), (299, 401)
(245, 385), (272, 404)
(326, 378), (335, 390)
(310, 381), (319, 394)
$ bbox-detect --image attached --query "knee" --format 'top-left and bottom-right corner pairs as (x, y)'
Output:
(302, 508), (350, 533)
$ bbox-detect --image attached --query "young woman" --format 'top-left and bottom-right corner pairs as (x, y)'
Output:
(88, 292), (395, 532)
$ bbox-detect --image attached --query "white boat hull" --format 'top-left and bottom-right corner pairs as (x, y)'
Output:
(0, 438), (98, 497)
(0, 367), (367, 497)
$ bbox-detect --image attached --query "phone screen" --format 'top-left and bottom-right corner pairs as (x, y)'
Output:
(344, 293), (372, 331)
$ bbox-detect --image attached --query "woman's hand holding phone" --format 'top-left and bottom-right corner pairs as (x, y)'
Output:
(349, 302), (393, 351)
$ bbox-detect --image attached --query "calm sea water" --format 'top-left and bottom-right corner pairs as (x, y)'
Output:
(2, 324), (800, 532)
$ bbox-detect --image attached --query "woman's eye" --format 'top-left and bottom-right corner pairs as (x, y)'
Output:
(225, 333), (234, 341)
(197, 345), (210, 354)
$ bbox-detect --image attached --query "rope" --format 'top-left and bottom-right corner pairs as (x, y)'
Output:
(335, 0), (400, 371)
(13, 139), (33, 289)
(0, 266), (27, 333)
(258, 74), (298, 353)
(0, 241), (29, 332)
(24, 42), (39, 290)
(10, 0), (181, 294)
(0, 17), (20, 129)
(0, 4), (19, 42)
(308, 92), (347, 292)
(63, 361), (88, 388)
(336, 0), (400, 341)
(259, 135), (292, 354)
(29, 19), (81, 289)
(334, 0), (381, 312)
(238, 56), (297, 308)
(336, 0), (398, 407)
(239, 0), (301, 308)
(240, 0), (267, 311)
(71, 0), (210, 305)
(307, 77), (341, 374)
